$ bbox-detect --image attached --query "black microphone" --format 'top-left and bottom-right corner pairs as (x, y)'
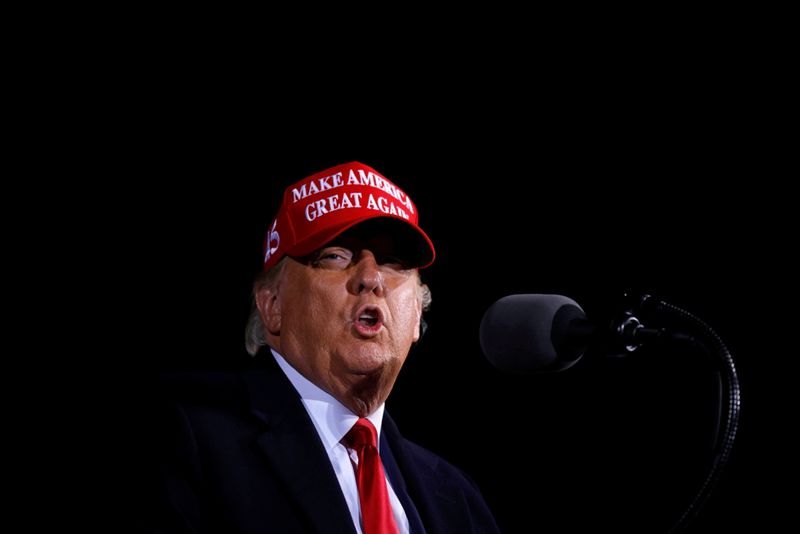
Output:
(479, 293), (689, 373)
(479, 294), (593, 373)
(480, 293), (740, 533)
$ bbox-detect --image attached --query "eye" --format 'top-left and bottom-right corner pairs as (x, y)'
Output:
(310, 247), (353, 270)
(379, 255), (411, 271)
(321, 252), (347, 260)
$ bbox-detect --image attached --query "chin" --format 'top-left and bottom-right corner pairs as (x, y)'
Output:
(346, 345), (396, 375)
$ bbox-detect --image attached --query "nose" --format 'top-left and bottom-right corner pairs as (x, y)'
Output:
(349, 250), (385, 297)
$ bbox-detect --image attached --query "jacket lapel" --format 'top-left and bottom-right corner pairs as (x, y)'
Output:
(382, 414), (457, 534)
(243, 363), (357, 534)
(381, 430), (427, 534)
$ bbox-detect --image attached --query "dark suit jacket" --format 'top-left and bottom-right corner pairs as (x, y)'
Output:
(146, 357), (500, 533)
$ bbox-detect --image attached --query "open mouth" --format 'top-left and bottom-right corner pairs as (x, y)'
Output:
(359, 310), (379, 327)
(353, 305), (384, 336)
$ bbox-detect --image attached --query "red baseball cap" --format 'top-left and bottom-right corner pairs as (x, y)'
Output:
(263, 161), (435, 271)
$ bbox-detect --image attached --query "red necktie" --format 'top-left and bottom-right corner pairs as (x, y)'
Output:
(343, 418), (400, 534)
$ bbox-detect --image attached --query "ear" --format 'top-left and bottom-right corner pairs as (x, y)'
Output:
(255, 284), (282, 335)
(412, 287), (425, 343)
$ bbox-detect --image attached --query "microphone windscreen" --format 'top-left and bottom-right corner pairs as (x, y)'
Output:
(479, 294), (587, 373)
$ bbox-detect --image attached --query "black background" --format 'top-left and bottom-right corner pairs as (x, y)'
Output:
(109, 139), (774, 532)
(70, 54), (788, 531)
(21, 13), (793, 531)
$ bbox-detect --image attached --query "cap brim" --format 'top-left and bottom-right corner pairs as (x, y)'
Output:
(287, 215), (435, 269)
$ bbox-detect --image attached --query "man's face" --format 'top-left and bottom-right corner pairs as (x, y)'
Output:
(263, 228), (424, 416)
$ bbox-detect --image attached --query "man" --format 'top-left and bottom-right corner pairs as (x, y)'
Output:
(151, 162), (500, 533)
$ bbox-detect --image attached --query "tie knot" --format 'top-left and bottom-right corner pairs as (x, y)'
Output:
(344, 417), (378, 449)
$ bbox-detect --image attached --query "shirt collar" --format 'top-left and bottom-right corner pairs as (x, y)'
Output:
(271, 349), (385, 451)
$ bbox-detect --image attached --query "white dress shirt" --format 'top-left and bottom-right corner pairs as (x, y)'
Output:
(272, 349), (410, 534)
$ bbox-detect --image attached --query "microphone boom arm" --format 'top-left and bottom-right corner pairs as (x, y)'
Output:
(640, 295), (741, 533)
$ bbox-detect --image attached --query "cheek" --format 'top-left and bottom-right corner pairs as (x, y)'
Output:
(286, 278), (345, 331)
(389, 287), (422, 339)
